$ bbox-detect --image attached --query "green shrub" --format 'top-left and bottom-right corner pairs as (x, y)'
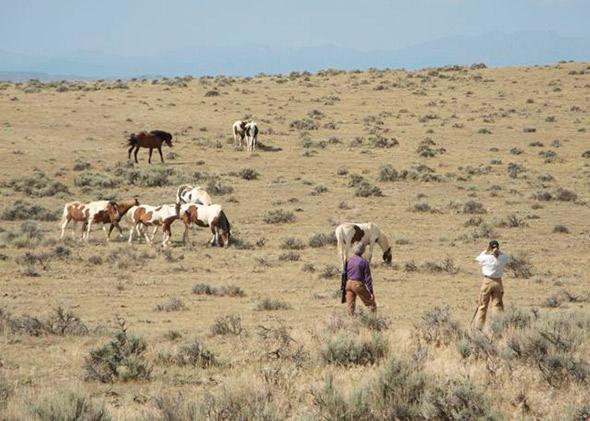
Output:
(379, 164), (399, 182)
(84, 321), (151, 382)
(3, 170), (69, 197)
(355, 182), (383, 197)
(199, 381), (278, 420)
(238, 168), (259, 180)
(154, 297), (187, 312)
(280, 237), (305, 250)
(174, 338), (218, 368)
(33, 389), (111, 421)
(211, 314), (244, 336)
(263, 209), (295, 224)
(489, 306), (533, 335)
(0, 374), (12, 410)
(206, 179), (234, 195)
(192, 283), (245, 297)
(278, 251), (300, 261)
(416, 306), (464, 346)
(256, 298), (291, 311)
(357, 311), (389, 331)
(321, 333), (388, 366)
(422, 380), (497, 420)
(124, 167), (175, 187)
(308, 232), (337, 248)
(74, 171), (119, 188)
(462, 200), (486, 214)
(506, 252), (534, 278)
(1, 200), (59, 221)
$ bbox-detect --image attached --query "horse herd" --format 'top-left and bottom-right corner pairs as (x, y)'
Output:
(63, 121), (395, 265)
(60, 184), (231, 248)
(125, 120), (259, 164)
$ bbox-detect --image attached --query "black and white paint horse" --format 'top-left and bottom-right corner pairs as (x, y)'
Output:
(335, 222), (392, 268)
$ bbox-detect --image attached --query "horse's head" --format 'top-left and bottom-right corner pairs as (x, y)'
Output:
(218, 211), (231, 248)
(165, 138), (173, 148)
(382, 247), (393, 264)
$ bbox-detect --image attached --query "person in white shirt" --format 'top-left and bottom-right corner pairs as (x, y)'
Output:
(473, 240), (510, 329)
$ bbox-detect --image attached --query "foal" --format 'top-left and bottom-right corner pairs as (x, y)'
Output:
(127, 130), (173, 163)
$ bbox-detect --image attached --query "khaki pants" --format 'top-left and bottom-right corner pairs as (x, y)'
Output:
(346, 280), (376, 316)
(474, 277), (504, 329)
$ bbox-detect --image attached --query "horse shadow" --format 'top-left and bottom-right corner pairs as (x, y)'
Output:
(256, 141), (282, 152)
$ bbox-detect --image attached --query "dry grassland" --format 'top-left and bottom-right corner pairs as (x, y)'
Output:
(0, 61), (589, 420)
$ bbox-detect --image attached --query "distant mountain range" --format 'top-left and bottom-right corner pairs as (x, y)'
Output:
(1, 31), (589, 81)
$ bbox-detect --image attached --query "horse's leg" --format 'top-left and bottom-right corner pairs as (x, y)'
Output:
(163, 225), (172, 247)
(115, 222), (124, 238)
(134, 146), (140, 163)
(84, 220), (93, 242)
(71, 220), (77, 238)
(60, 217), (70, 240)
(128, 223), (135, 243)
(102, 225), (110, 242)
(367, 241), (374, 263)
(128, 145), (135, 160)
(157, 146), (164, 163)
(148, 148), (153, 164)
(143, 225), (154, 244)
(183, 224), (190, 245)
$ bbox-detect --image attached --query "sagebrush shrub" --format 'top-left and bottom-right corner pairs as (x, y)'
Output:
(84, 321), (151, 382)
(33, 389), (111, 421)
(321, 333), (388, 366)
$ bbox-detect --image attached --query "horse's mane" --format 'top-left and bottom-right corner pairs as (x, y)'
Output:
(218, 210), (231, 233)
(150, 130), (173, 142)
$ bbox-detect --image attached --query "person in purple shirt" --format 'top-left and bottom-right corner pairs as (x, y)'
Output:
(344, 242), (376, 316)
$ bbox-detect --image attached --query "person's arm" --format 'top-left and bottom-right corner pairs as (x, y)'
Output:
(475, 251), (490, 265)
(363, 260), (374, 296)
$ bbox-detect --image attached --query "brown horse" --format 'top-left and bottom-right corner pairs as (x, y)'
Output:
(127, 130), (173, 163)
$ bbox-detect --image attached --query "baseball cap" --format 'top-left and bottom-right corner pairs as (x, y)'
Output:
(489, 240), (500, 249)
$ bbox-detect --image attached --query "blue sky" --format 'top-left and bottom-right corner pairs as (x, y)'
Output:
(1, 0), (589, 56)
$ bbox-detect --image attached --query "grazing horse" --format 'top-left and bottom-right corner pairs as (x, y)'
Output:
(127, 130), (173, 163)
(245, 121), (259, 152)
(127, 203), (181, 247)
(60, 200), (120, 242)
(232, 120), (247, 148)
(179, 203), (231, 247)
(176, 184), (213, 206)
(335, 222), (392, 268)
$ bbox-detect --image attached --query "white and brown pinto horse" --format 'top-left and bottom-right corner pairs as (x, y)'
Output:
(127, 130), (173, 163)
(176, 184), (212, 206)
(179, 203), (231, 247)
(61, 200), (121, 241)
(232, 120), (247, 148)
(335, 222), (392, 268)
(245, 121), (259, 152)
(127, 203), (181, 247)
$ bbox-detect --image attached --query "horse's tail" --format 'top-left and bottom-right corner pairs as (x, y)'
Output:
(176, 184), (193, 204)
(335, 225), (347, 270)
